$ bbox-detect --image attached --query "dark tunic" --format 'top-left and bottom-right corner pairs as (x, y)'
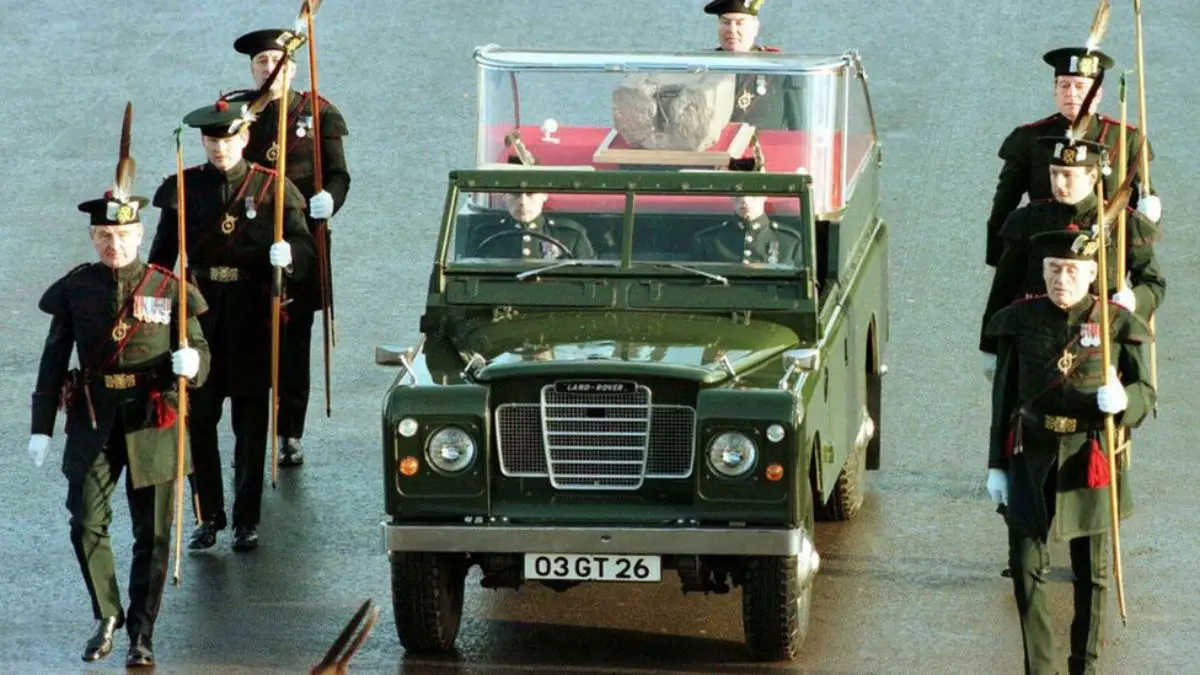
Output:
(722, 45), (803, 131)
(986, 295), (1154, 540)
(242, 89), (350, 311)
(978, 194), (1164, 354)
(31, 260), (211, 488)
(148, 160), (314, 396)
(985, 113), (1153, 266)
(469, 214), (595, 260)
(693, 214), (804, 264)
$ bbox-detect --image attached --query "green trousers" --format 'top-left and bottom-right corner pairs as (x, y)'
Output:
(65, 436), (175, 639)
(1009, 530), (1108, 675)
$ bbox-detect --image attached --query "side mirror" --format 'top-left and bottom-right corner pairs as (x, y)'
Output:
(374, 344), (410, 367)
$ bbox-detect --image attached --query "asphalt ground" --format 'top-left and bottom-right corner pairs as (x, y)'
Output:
(1, 1), (1197, 673)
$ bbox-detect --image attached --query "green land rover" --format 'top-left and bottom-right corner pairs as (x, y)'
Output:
(376, 46), (888, 661)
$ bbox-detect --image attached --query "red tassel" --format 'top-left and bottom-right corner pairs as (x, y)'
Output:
(151, 391), (176, 430)
(1086, 438), (1110, 488)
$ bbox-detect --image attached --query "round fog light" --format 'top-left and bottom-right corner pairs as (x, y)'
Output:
(397, 418), (419, 438)
(766, 424), (786, 443)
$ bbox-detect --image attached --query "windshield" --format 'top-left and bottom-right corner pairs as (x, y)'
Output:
(473, 47), (876, 218)
(449, 185), (807, 269)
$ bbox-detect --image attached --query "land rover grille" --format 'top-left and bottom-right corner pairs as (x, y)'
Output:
(495, 383), (696, 490)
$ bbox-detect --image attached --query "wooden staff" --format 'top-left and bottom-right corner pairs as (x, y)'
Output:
(301, 0), (334, 416)
(1095, 174), (1128, 625)
(271, 63), (293, 490)
(1115, 73), (1132, 464)
(172, 127), (190, 585)
(1133, 0), (1159, 406)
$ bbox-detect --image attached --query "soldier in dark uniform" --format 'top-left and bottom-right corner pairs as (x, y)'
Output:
(29, 189), (211, 667)
(234, 28), (352, 467)
(148, 96), (314, 552)
(984, 47), (1160, 267)
(980, 137), (1165, 378)
(693, 158), (804, 264)
(984, 229), (1155, 675)
(469, 155), (595, 260)
(705, 0), (802, 130)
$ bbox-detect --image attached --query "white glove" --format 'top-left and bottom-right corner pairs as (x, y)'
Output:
(1097, 366), (1128, 414)
(986, 468), (1008, 505)
(269, 241), (293, 268)
(172, 347), (200, 379)
(309, 191), (334, 219)
(28, 434), (50, 468)
(1111, 285), (1137, 313)
(981, 353), (997, 382)
(1137, 194), (1161, 223)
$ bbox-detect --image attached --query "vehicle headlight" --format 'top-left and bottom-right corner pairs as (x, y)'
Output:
(426, 426), (476, 474)
(707, 431), (757, 477)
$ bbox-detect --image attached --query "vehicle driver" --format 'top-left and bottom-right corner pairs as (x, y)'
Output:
(470, 155), (596, 260)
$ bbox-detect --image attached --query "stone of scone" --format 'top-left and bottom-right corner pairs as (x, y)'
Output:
(612, 73), (736, 151)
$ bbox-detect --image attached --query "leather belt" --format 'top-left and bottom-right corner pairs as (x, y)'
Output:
(195, 266), (243, 282)
(102, 373), (139, 390)
(1021, 409), (1097, 434)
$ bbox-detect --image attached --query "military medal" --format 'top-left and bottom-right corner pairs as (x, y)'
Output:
(737, 89), (753, 111)
(540, 241), (560, 260)
(767, 241), (779, 264)
(296, 116), (312, 138)
(1080, 322), (1100, 347)
(266, 140), (279, 162)
(112, 320), (129, 342)
(1057, 349), (1075, 375)
(133, 296), (172, 324)
(244, 196), (257, 220)
(755, 75), (766, 96)
(221, 213), (237, 234)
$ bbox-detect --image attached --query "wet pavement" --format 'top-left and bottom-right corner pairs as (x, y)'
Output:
(2, 1), (1198, 673)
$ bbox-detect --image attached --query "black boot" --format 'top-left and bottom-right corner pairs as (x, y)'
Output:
(188, 521), (222, 550)
(231, 525), (258, 552)
(81, 614), (123, 662)
(125, 635), (154, 668)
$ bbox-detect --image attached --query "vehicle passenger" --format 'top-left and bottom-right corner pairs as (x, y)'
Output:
(983, 46), (1158, 267)
(979, 137), (1164, 379)
(693, 157), (803, 264)
(705, 0), (802, 130)
(983, 228), (1154, 675)
(470, 155), (596, 260)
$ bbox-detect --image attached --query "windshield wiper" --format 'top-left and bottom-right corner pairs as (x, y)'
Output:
(656, 263), (729, 286)
(515, 259), (619, 280)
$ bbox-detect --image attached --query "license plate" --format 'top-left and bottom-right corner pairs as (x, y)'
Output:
(523, 553), (662, 582)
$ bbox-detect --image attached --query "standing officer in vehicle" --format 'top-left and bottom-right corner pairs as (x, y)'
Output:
(234, 28), (351, 468)
(983, 228), (1154, 675)
(979, 137), (1165, 379)
(694, 156), (804, 264)
(148, 95), (314, 553)
(30, 177), (210, 667)
(983, 46), (1159, 267)
(705, 0), (802, 130)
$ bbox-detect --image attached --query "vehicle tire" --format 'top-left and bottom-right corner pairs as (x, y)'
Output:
(390, 552), (467, 653)
(741, 555), (813, 662)
(814, 431), (866, 522)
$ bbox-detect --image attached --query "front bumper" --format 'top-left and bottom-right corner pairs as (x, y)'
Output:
(381, 521), (809, 557)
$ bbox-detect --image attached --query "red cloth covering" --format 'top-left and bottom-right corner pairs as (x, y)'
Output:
(485, 124), (845, 215)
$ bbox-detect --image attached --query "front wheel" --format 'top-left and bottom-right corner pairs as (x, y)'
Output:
(390, 552), (467, 654)
(741, 555), (814, 662)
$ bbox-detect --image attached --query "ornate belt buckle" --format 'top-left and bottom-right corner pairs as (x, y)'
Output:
(210, 266), (239, 282)
(104, 373), (135, 390)
(1043, 415), (1076, 433)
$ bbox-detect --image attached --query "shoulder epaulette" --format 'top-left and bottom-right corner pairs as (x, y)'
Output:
(1097, 114), (1137, 130)
(65, 262), (90, 277)
(248, 162), (278, 177)
(1018, 114), (1059, 129)
(1010, 293), (1046, 306)
(1028, 198), (1055, 206)
(147, 263), (180, 280)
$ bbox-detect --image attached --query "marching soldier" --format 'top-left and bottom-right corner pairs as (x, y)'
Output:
(704, 0), (802, 130)
(470, 155), (595, 260)
(984, 47), (1159, 266)
(234, 28), (352, 467)
(148, 96), (314, 552)
(979, 137), (1165, 378)
(694, 157), (804, 264)
(984, 228), (1154, 675)
(29, 183), (210, 666)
